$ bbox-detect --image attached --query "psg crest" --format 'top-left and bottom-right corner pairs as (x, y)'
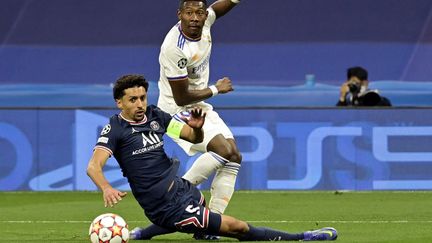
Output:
(150, 121), (160, 131)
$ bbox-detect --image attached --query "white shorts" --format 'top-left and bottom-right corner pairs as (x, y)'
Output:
(172, 110), (234, 156)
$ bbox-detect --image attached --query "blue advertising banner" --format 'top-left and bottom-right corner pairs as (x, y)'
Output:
(1, 108), (431, 191)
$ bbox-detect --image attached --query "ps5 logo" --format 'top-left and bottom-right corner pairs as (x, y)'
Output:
(267, 123), (432, 190)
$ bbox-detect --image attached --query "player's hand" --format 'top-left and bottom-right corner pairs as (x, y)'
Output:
(215, 77), (234, 94)
(102, 187), (127, 208)
(186, 107), (206, 129)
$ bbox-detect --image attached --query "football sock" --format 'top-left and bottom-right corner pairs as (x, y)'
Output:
(209, 161), (241, 214)
(182, 152), (225, 185)
(135, 224), (175, 240)
(238, 224), (304, 241)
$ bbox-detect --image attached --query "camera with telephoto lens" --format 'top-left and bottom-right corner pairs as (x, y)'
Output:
(348, 82), (361, 94)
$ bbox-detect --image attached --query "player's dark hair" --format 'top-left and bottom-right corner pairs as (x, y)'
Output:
(347, 66), (368, 81)
(179, 0), (207, 9)
(113, 74), (149, 100)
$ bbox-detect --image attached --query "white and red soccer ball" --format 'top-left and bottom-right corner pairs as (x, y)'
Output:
(89, 213), (129, 243)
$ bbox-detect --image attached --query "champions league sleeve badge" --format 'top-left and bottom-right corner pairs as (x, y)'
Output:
(100, 124), (111, 135)
(177, 58), (188, 69)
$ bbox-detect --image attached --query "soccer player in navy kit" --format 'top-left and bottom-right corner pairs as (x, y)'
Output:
(86, 74), (338, 241)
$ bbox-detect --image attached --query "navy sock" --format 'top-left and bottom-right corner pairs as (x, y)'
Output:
(239, 224), (304, 241)
(139, 224), (175, 239)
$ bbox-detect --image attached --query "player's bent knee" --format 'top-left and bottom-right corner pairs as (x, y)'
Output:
(208, 137), (242, 163)
(226, 147), (242, 164)
(211, 145), (233, 160)
(217, 146), (242, 163)
(224, 152), (241, 164)
(231, 151), (242, 164)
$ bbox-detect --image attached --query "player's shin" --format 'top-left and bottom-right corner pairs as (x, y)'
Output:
(238, 224), (304, 241)
(209, 162), (240, 214)
(182, 152), (225, 185)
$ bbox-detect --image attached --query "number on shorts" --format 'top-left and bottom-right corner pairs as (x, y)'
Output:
(185, 205), (201, 215)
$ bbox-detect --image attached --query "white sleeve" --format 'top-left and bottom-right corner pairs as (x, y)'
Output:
(206, 7), (217, 27)
(160, 46), (188, 81)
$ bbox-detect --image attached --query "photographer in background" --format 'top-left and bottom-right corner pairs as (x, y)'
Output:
(336, 66), (391, 107)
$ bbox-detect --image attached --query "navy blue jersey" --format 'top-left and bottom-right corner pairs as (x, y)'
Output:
(95, 105), (180, 218)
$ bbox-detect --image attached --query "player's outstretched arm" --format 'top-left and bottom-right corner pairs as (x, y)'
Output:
(169, 77), (233, 106)
(210, 0), (240, 19)
(87, 149), (127, 207)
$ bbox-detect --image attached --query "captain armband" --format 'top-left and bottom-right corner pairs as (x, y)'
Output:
(167, 119), (185, 139)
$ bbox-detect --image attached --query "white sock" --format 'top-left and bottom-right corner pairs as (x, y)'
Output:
(182, 152), (225, 185)
(209, 162), (241, 214)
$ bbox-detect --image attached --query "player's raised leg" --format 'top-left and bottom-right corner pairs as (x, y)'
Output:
(190, 135), (241, 240)
(182, 151), (226, 185)
(206, 137), (241, 215)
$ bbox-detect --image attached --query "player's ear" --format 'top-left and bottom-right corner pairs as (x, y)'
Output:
(177, 9), (181, 20)
(116, 99), (122, 109)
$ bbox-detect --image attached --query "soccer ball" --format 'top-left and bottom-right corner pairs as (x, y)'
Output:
(89, 213), (129, 243)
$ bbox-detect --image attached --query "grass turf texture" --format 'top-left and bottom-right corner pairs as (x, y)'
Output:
(1, 191), (431, 242)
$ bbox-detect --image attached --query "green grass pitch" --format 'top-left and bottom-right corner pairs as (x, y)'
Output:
(1, 191), (432, 242)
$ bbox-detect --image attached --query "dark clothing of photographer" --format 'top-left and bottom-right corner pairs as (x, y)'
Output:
(336, 90), (392, 106)
(336, 66), (391, 107)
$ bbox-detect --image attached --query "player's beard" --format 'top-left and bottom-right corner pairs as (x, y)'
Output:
(134, 109), (145, 121)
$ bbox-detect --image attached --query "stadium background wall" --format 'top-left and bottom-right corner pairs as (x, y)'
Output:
(1, 0), (432, 85)
(1, 108), (431, 191)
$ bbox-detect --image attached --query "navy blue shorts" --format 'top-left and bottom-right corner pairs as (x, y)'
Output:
(163, 178), (222, 235)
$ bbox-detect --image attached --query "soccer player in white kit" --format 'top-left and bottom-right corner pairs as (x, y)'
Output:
(130, 0), (242, 239)
(158, 0), (241, 217)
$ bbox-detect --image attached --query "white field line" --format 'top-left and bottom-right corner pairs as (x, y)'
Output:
(2, 220), (432, 224)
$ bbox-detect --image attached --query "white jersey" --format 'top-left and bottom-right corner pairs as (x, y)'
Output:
(157, 8), (217, 115)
